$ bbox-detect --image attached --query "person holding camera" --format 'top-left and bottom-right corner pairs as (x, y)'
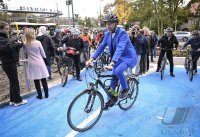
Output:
(129, 25), (143, 75)
(0, 21), (28, 106)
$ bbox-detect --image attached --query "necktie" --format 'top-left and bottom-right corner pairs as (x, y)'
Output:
(111, 33), (115, 57)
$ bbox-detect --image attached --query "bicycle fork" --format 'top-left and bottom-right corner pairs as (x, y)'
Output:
(84, 90), (97, 113)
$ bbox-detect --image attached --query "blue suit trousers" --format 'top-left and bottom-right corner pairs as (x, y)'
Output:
(110, 60), (128, 91)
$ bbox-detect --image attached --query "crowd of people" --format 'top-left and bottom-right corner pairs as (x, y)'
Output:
(0, 12), (199, 108)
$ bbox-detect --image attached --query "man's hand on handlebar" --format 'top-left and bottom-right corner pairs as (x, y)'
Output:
(57, 47), (64, 51)
(75, 51), (80, 55)
(105, 65), (113, 70)
(105, 61), (115, 70)
(86, 58), (94, 66)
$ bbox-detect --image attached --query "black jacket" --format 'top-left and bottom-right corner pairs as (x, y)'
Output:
(61, 36), (84, 52)
(130, 34), (143, 55)
(36, 34), (54, 58)
(0, 32), (22, 64)
(158, 34), (179, 49)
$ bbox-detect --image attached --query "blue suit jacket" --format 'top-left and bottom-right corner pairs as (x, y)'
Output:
(92, 27), (137, 68)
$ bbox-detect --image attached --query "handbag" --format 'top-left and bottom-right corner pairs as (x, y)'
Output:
(66, 47), (76, 55)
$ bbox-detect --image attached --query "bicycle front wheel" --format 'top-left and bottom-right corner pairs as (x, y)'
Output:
(188, 61), (193, 81)
(184, 57), (189, 73)
(119, 78), (139, 110)
(67, 90), (104, 132)
(61, 67), (68, 87)
(160, 61), (165, 80)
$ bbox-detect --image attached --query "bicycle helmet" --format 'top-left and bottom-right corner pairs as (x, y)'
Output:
(165, 27), (173, 32)
(191, 30), (199, 35)
(71, 28), (80, 35)
(83, 27), (89, 31)
(103, 12), (118, 23)
(54, 28), (60, 33)
(64, 28), (71, 34)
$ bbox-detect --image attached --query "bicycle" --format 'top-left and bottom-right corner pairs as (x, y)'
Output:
(96, 48), (110, 67)
(60, 48), (76, 87)
(182, 49), (199, 81)
(51, 55), (62, 73)
(67, 63), (139, 132)
(159, 48), (172, 80)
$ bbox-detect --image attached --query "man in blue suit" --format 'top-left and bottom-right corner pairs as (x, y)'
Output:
(86, 13), (137, 109)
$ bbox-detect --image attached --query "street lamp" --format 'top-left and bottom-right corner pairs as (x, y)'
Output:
(66, 0), (75, 28)
(74, 13), (79, 26)
(66, 0), (71, 28)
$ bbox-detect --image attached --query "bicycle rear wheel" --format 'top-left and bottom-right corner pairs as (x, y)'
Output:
(67, 90), (104, 132)
(61, 67), (68, 87)
(119, 78), (139, 110)
(184, 57), (189, 74)
(188, 61), (193, 81)
(51, 56), (59, 73)
(160, 61), (165, 80)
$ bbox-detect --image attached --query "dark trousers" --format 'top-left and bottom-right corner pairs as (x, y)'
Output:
(157, 50), (174, 73)
(2, 62), (22, 103)
(46, 57), (52, 78)
(34, 78), (48, 97)
(192, 54), (200, 70)
(150, 47), (154, 62)
(140, 53), (147, 73)
(68, 54), (81, 78)
(147, 52), (150, 71)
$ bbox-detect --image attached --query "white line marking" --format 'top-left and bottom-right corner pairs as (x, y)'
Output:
(65, 108), (101, 137)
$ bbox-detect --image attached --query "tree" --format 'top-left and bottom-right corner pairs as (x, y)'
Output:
(165, 0), (184, 26)
(114, 0), (134, 25)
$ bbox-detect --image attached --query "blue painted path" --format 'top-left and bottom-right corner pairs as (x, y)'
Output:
(0, 66), (200, 137)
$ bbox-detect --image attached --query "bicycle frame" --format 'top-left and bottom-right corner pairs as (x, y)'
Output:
(88, 74), (119, 98)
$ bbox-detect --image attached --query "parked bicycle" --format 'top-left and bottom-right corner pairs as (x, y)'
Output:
(67, 63), (139, 132)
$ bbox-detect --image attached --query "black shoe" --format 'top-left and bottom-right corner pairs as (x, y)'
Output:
(45, 93), (49, 98)
(156, 68), (159, 72)
(103, 96), (118, 110)
(77, 77), (82, 81)
(170, 73), (175, 77)
(119, 89), (129, 99)
(193, 70), (197, 75)
(36, 96), (42, 99)
(47, 77), (53, 81)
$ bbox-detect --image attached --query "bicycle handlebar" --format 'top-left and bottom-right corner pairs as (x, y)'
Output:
(86, 64), (115, 78)
(180, 49), (199, 53)
(160, 48), (173, 51)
